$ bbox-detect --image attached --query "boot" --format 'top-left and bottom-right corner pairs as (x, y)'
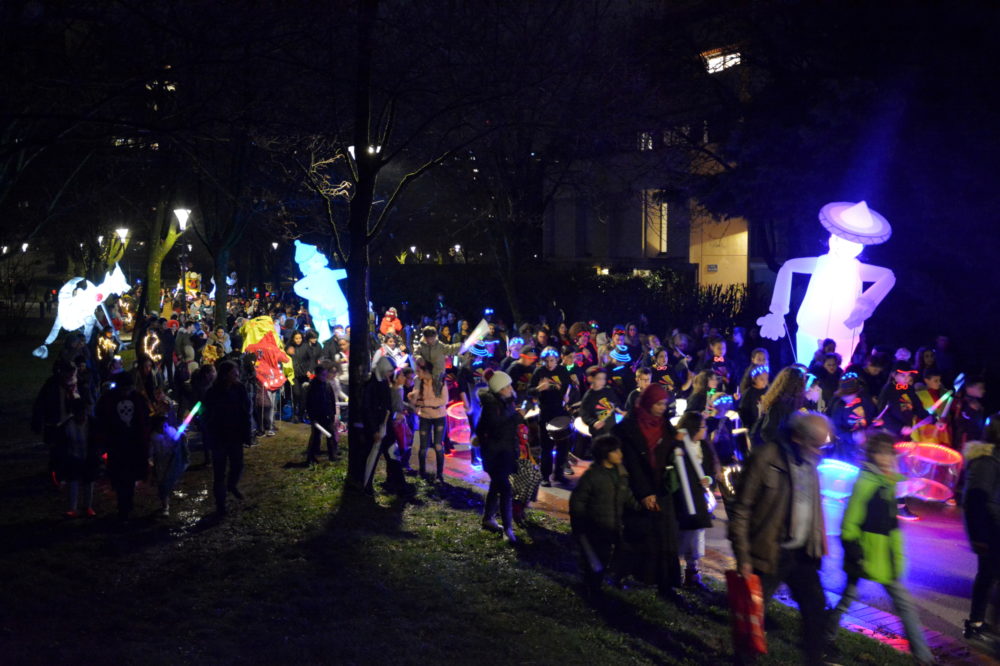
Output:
(684, 565), (707, 590)
(482, 516), (501, 532)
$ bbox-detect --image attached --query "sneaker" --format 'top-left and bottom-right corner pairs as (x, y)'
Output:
(482, 517), (502, 532)
(85, 508), (97, 518)
(897, 504), (920, 521)
(229, 487), (244, 500)
(64, 510), (78, 518)
(265, 430), (277, 437)
(964, 620), (991, 639)
(435, 474), (446, 485)
(504, 528), (518, 544)
(540, 479), (552, 488)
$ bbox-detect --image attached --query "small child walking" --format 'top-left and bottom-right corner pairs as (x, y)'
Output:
(151, 415), (190, 516)
(569, 435), (640, 597)
(826, 432), (933, 664)
(58, 398), (100, 518)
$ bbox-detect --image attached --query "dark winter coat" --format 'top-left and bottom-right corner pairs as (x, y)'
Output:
(728, 438), (826, 575)
(476, 388), (521, 478)
(570, 462), (639, 537)
(306, 378), (336, 426)
(95, 386), (151, 483)
(203, 381), (252, 448)
(964, 442), (1000, 563)
(671, 437), (716, 531)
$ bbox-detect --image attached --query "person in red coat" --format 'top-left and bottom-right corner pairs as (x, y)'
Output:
(379, 307), (403, 337)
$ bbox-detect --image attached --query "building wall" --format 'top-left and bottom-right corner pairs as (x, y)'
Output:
(688, 204), (748, 286)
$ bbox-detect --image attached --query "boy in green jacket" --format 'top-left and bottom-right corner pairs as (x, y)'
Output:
(826, 432), (934, 664)
(570, 435), (640, 597)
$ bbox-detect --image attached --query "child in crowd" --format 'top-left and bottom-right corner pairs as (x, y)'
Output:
(673, 412), (716, 589)
(624, 367), (652, 413)
(151, 414), (189, 516)
(569, 435), (639, 597)
(579, 367), (622, 437)
(58, 398), (100, 518)
(827, 432), (933, 665)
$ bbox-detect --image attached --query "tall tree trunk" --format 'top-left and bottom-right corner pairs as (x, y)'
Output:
(345, 0), (377, 488)
(144, 201), (182, 314)
(213, 245), (231, 326)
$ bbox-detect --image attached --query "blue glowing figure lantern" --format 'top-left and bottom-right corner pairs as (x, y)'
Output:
(293, 241), (349, 344)
(757, 201), (895, 366)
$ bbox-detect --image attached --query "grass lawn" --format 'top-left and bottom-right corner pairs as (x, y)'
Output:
(0, 329), (912, 665)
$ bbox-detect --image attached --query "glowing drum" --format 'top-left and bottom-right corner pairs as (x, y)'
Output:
(572, 417), (591, 438)
(894, 441), (916, 477)
(908, 442), (963, 502)
(817, 458), (860, 501)
(445, 402), (471, 445)
(545, 416), (574, 444)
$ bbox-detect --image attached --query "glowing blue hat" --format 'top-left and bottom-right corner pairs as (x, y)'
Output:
(750, 365), (769, 379)
(540, 346), (559, 359)
(609, 345), (632, 364)
(470, 341), (491, 358)
(508, 336), (525, 347)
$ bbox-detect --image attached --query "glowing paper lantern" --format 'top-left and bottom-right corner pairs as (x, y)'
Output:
(757, 201), (895, 365)
(32, 264), (132, 359)
(293, 241), (348, 344)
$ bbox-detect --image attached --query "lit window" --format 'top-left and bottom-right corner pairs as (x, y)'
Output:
(702, 48), (741, 73)
(658, 203), (669, 253)
(637, 131), (653, 151)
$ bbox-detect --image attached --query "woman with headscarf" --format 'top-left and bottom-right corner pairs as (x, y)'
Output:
(613, 383), (683, 602)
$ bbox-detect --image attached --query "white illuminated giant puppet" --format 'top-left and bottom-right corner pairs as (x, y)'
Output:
(32, 263), (132, 359)
(757, 201), (895, 366)
(293, 240), (348, 344)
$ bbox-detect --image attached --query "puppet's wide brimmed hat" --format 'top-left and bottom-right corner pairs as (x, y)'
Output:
(819, 200), (891, 245)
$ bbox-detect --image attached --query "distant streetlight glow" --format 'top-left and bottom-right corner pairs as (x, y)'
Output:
(174, 208), (191, 231)
(97, 235), (104, 245)
(454, 244), (461, 252)
(2, 246), (8, 254)
(410, 246), (416, 253)
(115, 227), (129, 243)
(21, 242), (29, 253)
(187, 243), (193, 252)
(271, 242), (279, 250)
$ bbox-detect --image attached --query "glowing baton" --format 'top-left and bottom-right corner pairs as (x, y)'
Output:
(911, 374), (964, 430)
(458, 318), (490, 355)
(313, 422), (333, 438)
(174, 401), (202, 439)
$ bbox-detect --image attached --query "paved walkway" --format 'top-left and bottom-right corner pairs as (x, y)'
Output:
(434, 446), (995, 665)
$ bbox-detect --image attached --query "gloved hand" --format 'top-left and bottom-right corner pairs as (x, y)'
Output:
(756, 312), (786, 341)
(844, 296), (876, 329)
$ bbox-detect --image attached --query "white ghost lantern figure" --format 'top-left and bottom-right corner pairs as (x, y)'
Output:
(33, 263), (132, 359)
(757, 201), (895, 366)
(293, 241), (348, 344)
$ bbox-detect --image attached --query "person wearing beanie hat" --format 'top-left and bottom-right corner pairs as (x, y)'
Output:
(476, 369), (522, 543)
(529, 346), (572, 486)
(499, 336), (525, 373)
(829, 374), (876, 462)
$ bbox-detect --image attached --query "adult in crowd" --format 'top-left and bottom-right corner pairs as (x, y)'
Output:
(203, 360), (252, 515)
(476, 370), (521, 543)
(614, 383), (683, 602)
(95, 372), (151, 523)
(728, 411), (830, 664)
(963, 416), (1000, 649)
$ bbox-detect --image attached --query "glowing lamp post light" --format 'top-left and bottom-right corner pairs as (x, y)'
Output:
(21, 242), (29, 253)
(271, 242), (279, 250)
(757, 201), (895, 366)
(115, 227), (129, 244)
(173, 208), (191, 231)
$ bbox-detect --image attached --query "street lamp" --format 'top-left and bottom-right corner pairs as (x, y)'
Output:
(174, 208), (191, 231)
(21, 242), (29, 253)
(409, 246), (416, 253)
(1, 246), (7, 254)
(271, 242), (279, 250)
(115, 227), (129, 243)
(454, 244), (461, 252)
(97, 235), (104, 245)
(186, 243), (193, 252)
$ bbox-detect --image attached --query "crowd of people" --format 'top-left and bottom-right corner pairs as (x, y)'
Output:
(29, 288), (1000, 663)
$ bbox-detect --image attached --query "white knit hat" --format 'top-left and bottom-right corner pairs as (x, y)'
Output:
(488, 370), (512, 393)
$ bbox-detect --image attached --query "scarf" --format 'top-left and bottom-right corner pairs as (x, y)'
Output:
(636, 384), (669, 460)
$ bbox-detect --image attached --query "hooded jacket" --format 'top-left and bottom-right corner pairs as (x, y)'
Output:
(570, 462), (639, 537)
(476, 388), (521, 477)
(840, 462), (905, 584)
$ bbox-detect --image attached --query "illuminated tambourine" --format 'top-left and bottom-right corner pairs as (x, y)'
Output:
(818, 200), (892, 245)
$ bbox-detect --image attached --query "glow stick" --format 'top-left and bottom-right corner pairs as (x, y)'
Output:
(458, 318), (490, 354)
(313, 422), (333, 438)
(173, 401), (202, 439)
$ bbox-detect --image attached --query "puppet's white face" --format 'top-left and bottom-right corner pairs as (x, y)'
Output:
(828, 234), (864, 259)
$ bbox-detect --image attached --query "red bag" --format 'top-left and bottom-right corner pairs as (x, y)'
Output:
(393, 418), (413, 450)
(725, 570), (767, 655)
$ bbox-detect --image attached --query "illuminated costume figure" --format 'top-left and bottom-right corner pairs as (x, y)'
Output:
(757, 201), (895, 366)
(33, 264), (131, 359)
(208, 272), (238, 300)
(293, 241), (348, 344)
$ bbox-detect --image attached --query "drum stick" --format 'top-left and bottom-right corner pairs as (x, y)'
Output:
(674, 449), (695, 516)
